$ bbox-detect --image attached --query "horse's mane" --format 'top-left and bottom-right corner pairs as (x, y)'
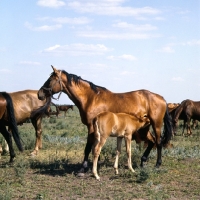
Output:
(59, 70), (107, 93)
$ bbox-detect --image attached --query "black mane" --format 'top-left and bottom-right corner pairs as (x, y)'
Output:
(59, 70), (107, 93)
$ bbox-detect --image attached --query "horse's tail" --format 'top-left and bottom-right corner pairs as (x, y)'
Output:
(162, 103), (173, 145)
(1, 92), (23, 152)
(93, 117), (100, 142)
(173, 104), (184, 123)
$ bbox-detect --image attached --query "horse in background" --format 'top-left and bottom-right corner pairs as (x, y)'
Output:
(0, 92), (24, 162)
(37, 66), (172, 175)
(46, 102), (60, 118)
(173, 99), (200, 136)
(92, 111), (151, 180)
(0, 90), (51, 161)
(56, 104), (73, 118)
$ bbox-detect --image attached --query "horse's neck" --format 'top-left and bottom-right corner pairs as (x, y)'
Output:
(63, 83), (95, 110)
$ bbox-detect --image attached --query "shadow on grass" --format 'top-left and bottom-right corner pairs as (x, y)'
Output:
(29, 159), (95, 178)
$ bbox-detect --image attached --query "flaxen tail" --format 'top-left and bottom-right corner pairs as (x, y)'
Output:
(2, 92), (23, 152)
(162, 103), (173, 145)
(93, 117), (100, 142)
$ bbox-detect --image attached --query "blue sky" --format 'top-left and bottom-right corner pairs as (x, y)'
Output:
(0, 0), (199, 104)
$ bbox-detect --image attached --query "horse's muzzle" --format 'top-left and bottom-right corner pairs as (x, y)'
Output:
(37, 89), (46, 100)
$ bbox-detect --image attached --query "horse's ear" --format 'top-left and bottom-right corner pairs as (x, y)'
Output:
(51, 65), (59, 74)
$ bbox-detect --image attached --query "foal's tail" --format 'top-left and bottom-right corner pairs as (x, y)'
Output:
(162, 103), (173, 145)
(93, 117), (100, 142)
(2, 92), (23, 152)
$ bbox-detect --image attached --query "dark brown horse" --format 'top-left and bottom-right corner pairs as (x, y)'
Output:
(57, 104), (73, 118)
(173, 99), (200, 136)
(1, 90), (51, 161)
(0, 92), (23, 162)
(38, 66), (172, 174)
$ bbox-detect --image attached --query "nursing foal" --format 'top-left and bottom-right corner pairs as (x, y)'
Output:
(92, 111), (150, 180)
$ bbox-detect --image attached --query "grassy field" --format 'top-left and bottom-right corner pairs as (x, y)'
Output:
(0, 106), (200, 200)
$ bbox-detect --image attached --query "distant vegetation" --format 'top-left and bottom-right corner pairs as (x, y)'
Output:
(0, 106), (199, 200)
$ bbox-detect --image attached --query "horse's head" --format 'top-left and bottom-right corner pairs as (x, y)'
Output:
(38, 65), (63, 101)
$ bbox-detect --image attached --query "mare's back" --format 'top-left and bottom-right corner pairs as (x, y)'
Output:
(102, 90), (166, 116)
(9, 90), (45, 122)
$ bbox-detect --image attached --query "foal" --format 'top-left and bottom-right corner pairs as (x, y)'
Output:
(92, 111), (150, 180)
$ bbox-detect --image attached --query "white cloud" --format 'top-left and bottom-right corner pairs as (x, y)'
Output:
(120, 71), (135, 75)
(112, 22), (157, 31)
(0, 69), (11, 73)
(172, 77), (184, 82)
(42, 43), (111, 56)
(77, 31), (161, 40)
(185, 40), (200, 46)
(53, 17), (92, 25)
(119, 54), (137, 61)
(25, 22), (62, 31)
(158, 46), (175, 53)
(19, 61), (41, 65)
(37, 0), (65, 8)
(67, 1), (161, 17)
(107, 54), (137, 61)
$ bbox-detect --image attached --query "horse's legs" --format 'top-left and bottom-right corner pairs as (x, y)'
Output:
(114, 137), (123, 175)
(64, 111), (66, 118)
(92, 136), (107, 180)
(186, 116), (192, 136)
(0, 122), (15, 162)
(4, 139), (9, 152)
(80, 132), (94, 172)
(140, 140), (155, 167)
(182, 120), (186, 136)
(31, 117), (42, 156)
(124, 136), (135, 173)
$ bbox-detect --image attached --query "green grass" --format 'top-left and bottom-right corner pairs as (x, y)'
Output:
(0, 106), (200, 200)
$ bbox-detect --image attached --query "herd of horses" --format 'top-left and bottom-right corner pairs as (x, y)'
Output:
(0, 65), (199, 180)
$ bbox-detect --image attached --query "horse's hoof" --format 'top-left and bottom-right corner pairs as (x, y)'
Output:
(77, 172), (85, 178)
(30, 152), (37, 157)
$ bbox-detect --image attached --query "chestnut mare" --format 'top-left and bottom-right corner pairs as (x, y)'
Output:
(92, 111), (151, 180)
(38, 66), (172, 174)
(0, 90), (51, 162)
(173, 99), (200, 136)
(0, 92), (23, 162)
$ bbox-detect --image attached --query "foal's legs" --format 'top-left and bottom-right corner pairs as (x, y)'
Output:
(92, 136), (107, 180)
(0, 122), (15, 162)
(124, 136), (135, 173)
(114, 137), (123, 175)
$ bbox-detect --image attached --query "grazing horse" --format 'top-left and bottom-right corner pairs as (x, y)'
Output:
(167, 103), (180, 113)
(173, 99), (200, 136)
(57, 104), (73, 118)
(37, 66), (172, 175)
(1, 90), (51, 160)
(92, 111), (150, 180)
(167, 103), (180, 136)
(0, 92), (24, 162)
